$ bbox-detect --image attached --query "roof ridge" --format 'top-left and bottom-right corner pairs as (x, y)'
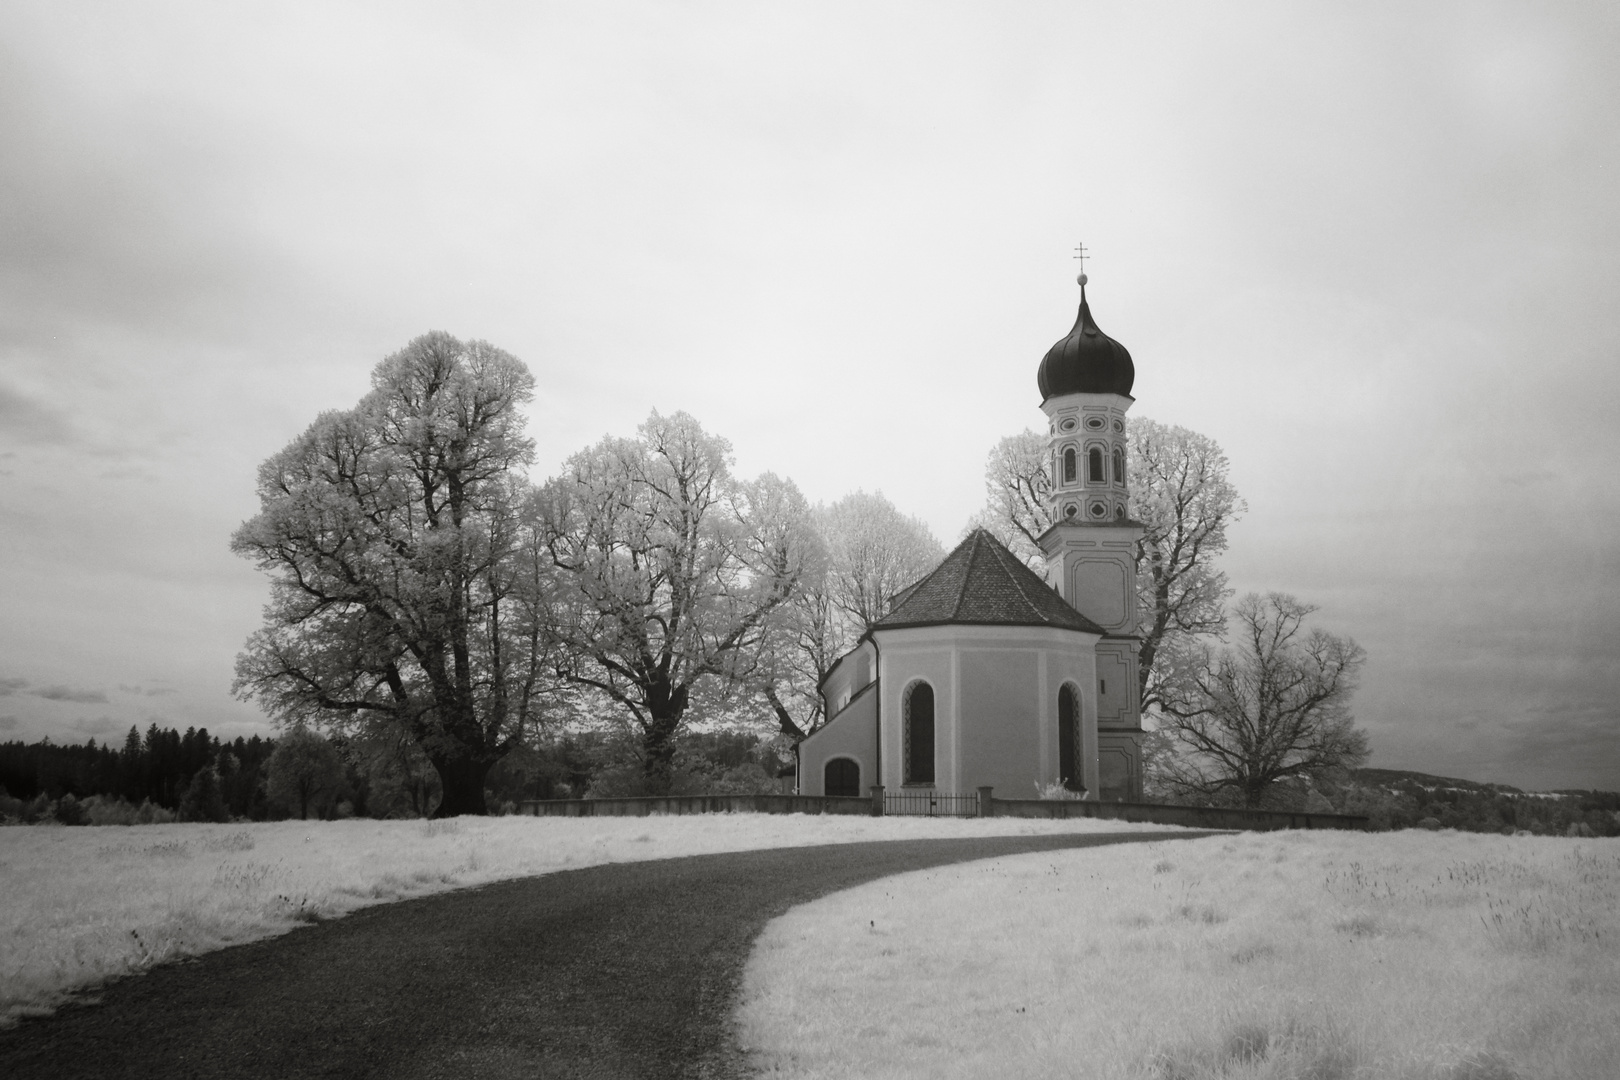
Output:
(949, 530), (983, 620)
(989, 539), (1050, 621)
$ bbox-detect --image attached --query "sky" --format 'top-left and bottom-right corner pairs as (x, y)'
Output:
(2, 2), (1617, 791)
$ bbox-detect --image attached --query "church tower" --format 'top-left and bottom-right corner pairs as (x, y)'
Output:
(1034, 272), (1145, 800)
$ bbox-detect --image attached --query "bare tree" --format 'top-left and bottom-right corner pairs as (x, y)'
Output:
(535, 411), (817, 792)
(1129, 419), (1244, 713)
(974, 419), (1244, 712)
(1156, 592), (1369, 808)
(232, 332), (556, 817)
(756, 491), (942, 741)
(972, 430), (1050, 565)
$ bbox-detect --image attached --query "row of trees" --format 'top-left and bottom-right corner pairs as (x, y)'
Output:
(232, 331), (1369, 815)
(232, 333), (946, 814)
(0, 725), (276, 816)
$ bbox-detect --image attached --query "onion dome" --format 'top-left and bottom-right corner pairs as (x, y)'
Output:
(1037, 277), (1134, 400)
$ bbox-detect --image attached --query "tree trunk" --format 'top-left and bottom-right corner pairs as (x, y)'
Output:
(639, 682), (688, 796)
(430, 753), (495, 817)
(642, 721), (678, 795)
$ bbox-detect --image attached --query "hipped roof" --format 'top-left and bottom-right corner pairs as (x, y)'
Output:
(872, 528), (1106, 635)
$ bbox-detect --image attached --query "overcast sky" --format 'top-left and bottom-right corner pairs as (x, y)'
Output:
(2, 2), (1617, 791)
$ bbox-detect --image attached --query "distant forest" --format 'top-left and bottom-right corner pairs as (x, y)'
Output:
(2, 729), (1616, 834)
(0, 725), (791, 824)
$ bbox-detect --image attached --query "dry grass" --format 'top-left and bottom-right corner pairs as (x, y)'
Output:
(0, 812), (1170, 1026)
(737, 830), (1620, 1080)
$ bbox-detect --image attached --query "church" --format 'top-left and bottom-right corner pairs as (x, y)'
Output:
(797, 273), (1146, 803)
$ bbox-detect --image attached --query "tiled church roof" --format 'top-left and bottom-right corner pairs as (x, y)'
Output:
(872, 528), (1106, 634)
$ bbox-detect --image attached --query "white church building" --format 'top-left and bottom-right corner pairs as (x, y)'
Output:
(797, 276), (1146, 803)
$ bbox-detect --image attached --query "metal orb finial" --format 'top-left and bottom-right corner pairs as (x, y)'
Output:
(1077, 273), (1088, 286)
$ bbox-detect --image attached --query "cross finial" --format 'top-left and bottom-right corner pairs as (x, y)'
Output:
(1072, 242), (1089, 286)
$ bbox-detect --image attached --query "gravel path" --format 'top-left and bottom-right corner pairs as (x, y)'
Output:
(0, 829), (1208, 1079)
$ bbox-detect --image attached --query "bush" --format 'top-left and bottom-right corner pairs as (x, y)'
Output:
(179, 766), (229, 823)
(53, 793), (88, 825)
(134, 799), (175, 825)
(83, 795), (140, 826)
(0, 787), (24, 823)
(1033, 780), (1087, 801)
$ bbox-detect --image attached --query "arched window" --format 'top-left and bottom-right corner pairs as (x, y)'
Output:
(1062, 447), (1077, 484)
(1113, 447), (1125, 484)
(824, 757), (861, 797)
(903, 681), (935, 785)
(1087, 447), (1104, 483)
(1058, 683), (1080, 791)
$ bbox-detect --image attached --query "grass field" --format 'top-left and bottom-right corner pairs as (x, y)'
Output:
(0, 812), (1168, 1027)
(737, 830), (1620, 1080)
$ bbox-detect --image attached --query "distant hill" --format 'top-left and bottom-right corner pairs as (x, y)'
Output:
(1354, 767), (1618, 801)
(1352, 768), (1525, 796)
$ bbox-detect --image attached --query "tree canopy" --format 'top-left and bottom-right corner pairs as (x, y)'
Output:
(974, 418), (1243, 711)
(1155, 592), (1369, 808)
(232, 332), (553, 816)
(754, 491), (943, 741)
(535, 410), (819, 791)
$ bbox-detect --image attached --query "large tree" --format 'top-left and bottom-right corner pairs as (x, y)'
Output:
(754, 491), (943, 741)
(974, 418), (1244, 712)
(535, 411), (818, 791)
(1155, 592), (1369, 808)
(232, 332), (554, 817)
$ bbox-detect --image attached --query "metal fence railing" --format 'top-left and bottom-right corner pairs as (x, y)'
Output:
(884, 790), (979, 817)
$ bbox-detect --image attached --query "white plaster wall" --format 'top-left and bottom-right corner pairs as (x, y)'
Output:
(872, 625), (1100, 796)
(798, 683), (878, 796)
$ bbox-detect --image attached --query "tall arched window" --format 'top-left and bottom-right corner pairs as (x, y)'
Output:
(1113, 447), (1125, 484)
(1058, 683), (1080, 791)
(1063, 447), (1077, 484)
(1087, 447), (1104, 483)
(903, 681), (935, 785)
(824, 757), (861, 797)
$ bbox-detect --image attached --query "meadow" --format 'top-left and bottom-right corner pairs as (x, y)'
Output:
(0, 812), (1167, 1027)
(737, 830), (1620, 1080)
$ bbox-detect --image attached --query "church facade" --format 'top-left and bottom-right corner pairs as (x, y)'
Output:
(797, 276), (1146, 802)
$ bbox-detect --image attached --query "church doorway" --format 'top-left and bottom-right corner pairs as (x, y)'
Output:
(824, 757), (861, 797)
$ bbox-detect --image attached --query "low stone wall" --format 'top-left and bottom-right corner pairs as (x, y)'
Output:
(519, 794), (874, 817)
(985, 795), (1367, 831)
(517, 790), (1367, 830)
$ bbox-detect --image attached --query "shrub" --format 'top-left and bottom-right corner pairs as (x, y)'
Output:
(83, 795), (140, 826)
(1033, 780), (1087, 801)
(179, 766), (230, 823)
(134, 799), (176, 825)
(53, 794), (88, 826)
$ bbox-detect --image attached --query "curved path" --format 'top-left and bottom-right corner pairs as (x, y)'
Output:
(1, 829), (1210, 1079)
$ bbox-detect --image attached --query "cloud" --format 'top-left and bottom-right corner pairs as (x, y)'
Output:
(0, 677), (25, 696)
(70, 716), (118, 737)
(33, 685), (109, 704)
(0, 383), (75, 447)
(116, 683), (178, 697)
(0, 715), (17, 731)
